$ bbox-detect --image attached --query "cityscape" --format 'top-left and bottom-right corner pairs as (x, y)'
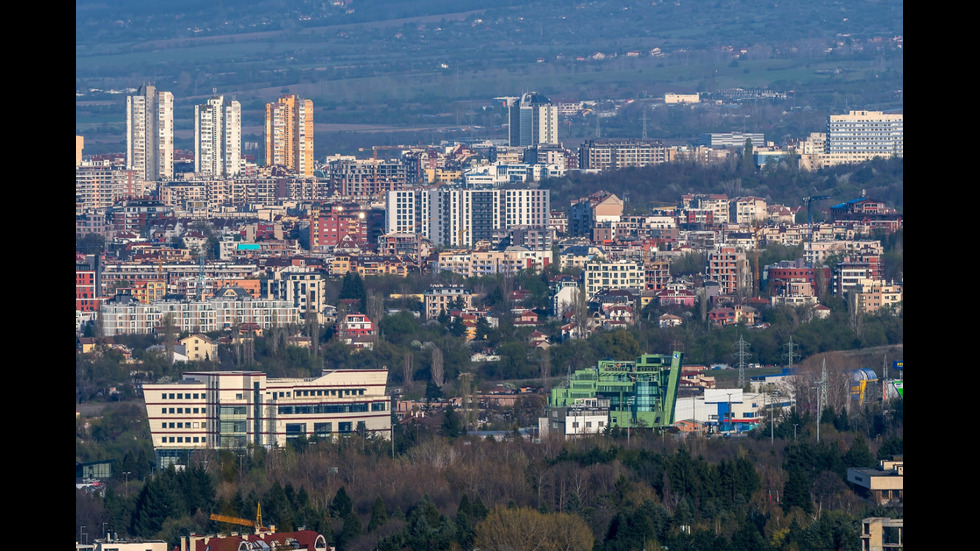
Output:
(77, 2), (903, 551)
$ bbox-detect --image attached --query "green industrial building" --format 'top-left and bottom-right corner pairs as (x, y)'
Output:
(549, 352), (684, 430)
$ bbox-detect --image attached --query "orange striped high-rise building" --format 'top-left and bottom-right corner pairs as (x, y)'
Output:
(265, 95), (315, 176)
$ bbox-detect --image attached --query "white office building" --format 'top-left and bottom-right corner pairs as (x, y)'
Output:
(143, 368), (391, 467)
(827, 110), (903, 158)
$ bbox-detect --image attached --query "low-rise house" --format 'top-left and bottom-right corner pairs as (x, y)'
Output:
(177, 334), (217, 362)
(658, 313), (683, 328)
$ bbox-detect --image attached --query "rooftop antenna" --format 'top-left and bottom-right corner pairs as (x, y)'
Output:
(642, 107), (648, 140)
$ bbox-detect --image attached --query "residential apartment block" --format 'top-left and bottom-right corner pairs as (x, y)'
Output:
(195, 95), (242, 178)
(142, 368), (391, 467)
(423, 284), (473, 320)
(265, 95), (315, 176)
(76, 165), (142, 213)
(578, 139), (667, 171)
(707, 246), (751, 296)
(126, 85), (174, 181)
(384, 188), (549, 248)
(435, 247), (552, 278)
(583, 260), (644, 299)
(100, 287), (301, 336)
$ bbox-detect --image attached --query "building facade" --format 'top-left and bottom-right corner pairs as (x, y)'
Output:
(507, 92), (559, 147)
(265, 95), (315, 176)
(384, 188), (550, 248)
(142, 369), (391, 467)
(100, 287), (301, 336)
(543, 353), (684, 434)
(578, 139), (668, 171)
(126, 85), (174, 182)
(195, 95), (242, 178)
(827, 110), (903, 158)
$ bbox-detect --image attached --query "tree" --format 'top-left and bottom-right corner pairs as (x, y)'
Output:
(475, 506), (593, 551)
(431, 346), (445, 388)
(339, 511), (362, 547)
(741, 138), (755, 175)
(339, 272), (366, 312)
(441, 404), (464, 438)
(330, 487), (353, 518)
(368, 495), (388, 532)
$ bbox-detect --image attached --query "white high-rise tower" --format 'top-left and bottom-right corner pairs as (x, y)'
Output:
(126, 85), (174, 181)
(195, 95), (242, 177)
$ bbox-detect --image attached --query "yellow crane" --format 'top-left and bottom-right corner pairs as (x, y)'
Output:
(209, 502), (274, 534)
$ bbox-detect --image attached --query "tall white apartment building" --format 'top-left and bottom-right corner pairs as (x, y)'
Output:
(126, 85), (174, 181)
(143, 368), (391, 467)
(195, 95), (242, 178)
(384, 188), (549, 248)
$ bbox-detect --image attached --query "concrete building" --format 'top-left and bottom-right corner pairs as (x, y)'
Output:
(828, 110), (903, 158)
(798, 111), (903, 170)
(847, 459), (904, 507)
(578, 139), (667, 170)
(435, 247), (552, 277)
(568, 191), (624, 237)
(262, 267), (327, 321)
(75, 165), (142, 213)
(265, 95), (315, 176)
(699, 132), (765, 148)
(143, 368), (391, 467)
(195, 95), (242, 177)
(664, 93), (699, 104)
(539, 397), (610, 438)
(384, 188), (550, 248)
(424, 284), (473, 320)
(860, 517), (903, 551)
(583, 260), (644, 299)
(505, 92), (559, 147)
(177, 334), (218, 362)
(100, 287), (302, 336)
(126, 85), (174, 181)
(708, 246), (751, 296)
(328, 157), (406, 197)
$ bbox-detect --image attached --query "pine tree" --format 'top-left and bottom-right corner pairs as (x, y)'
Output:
(368, 495), (388, 532)
(330, 487), (353, 518)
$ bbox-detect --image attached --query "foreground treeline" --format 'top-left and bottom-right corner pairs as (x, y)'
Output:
(77, 399), (902, 550)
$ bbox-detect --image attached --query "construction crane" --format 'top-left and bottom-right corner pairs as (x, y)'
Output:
(210, 503), (274, 534)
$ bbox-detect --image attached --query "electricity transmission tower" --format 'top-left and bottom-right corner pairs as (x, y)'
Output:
(732, 334), (751, 389)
